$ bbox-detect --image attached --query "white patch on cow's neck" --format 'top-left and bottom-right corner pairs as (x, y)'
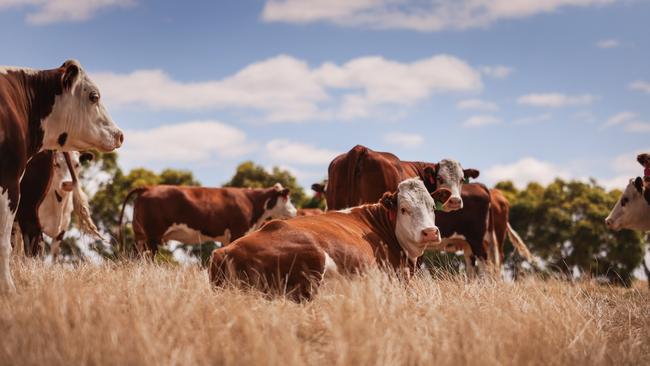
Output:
(0, 189), (17, 292)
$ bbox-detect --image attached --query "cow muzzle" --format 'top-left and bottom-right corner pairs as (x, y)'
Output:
(61, 181), (74, 192)
(604, 217), (619, 231)
(443, 196), (463, 211)
(420, 227), (441, 244)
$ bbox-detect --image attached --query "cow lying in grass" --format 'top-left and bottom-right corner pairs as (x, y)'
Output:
(209, 178), (450, 300)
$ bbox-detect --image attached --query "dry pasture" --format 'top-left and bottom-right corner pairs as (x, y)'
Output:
(1, 259), (648, 366)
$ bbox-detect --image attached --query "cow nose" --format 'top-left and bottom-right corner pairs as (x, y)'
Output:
(116, 131), (124, 147)
(605, 218), (612, 227)
(445, 197), (462, 209)
(61, 181), (74, 192)
(421, 227), (440, 243)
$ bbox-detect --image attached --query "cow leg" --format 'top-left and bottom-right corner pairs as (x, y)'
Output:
(11, 222), (24, 258)
(50, 231), (65, 262)
(463, 251), (476, 278)
(0, 185), (18, 293)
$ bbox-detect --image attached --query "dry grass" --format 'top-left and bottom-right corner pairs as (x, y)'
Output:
(1, 259), (648, 366)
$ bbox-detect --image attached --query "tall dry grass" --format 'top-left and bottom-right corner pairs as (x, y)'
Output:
(1, 259), (648, 366)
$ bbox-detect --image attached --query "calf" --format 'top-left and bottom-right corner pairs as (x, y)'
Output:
(0, 60), (123, 292)
(209, 178), (450, 300)
(119, 183), (297, 255)
(312, 145), (479, 212)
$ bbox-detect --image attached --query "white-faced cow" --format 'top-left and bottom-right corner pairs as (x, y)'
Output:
(209, 178), (450, 300)
(605, 177), (650, 232)
(119, 183), (297, 255)
(0, 60), (123, 292)
(312, 145), (479, 212)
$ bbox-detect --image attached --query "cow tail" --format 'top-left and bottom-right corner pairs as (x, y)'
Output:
(72, 183), (104, 240)
(506, 222), (533, 262)
(118, 187), (148, 251)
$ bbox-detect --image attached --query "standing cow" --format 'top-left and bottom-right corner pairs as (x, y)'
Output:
(119, 183), (297, 255)
(0, 60), (123, 292)
(210, 178), (450, 300)
(312, 145), (479, 212)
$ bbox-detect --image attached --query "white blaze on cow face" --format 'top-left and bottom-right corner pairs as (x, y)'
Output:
(394, 178), (441, 261)
(435, 159), (466, 211)
(605, 178), (650, 232)
(42, 60), (123, 153)
(251, 184), (298, 231)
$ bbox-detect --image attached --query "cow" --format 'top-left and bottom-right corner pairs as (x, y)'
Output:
(13, 151), (93, 258)
(426, 188), (533, 276)
(605, 177), (650, 232)
(209, 178), (451, 300)
(296, 208), (324, 216)
(311, 145), (479, 212)
(0, 60), (123, 292)
(119, 183), (298, 256)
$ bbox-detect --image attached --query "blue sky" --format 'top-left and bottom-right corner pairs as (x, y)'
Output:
(2, 0), (650, 191)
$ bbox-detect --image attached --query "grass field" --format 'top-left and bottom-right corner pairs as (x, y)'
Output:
(1, 259), (648, 366)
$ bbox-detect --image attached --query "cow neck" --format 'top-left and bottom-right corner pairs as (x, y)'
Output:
(10, 68), (64, 156)
(402, 161), (437, 192)
(243, 187), (276, 229)
(354, 203), (412, 270)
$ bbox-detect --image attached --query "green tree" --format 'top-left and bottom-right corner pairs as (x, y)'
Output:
(497, 179), (645, 286)
(223, 161), (312, 207)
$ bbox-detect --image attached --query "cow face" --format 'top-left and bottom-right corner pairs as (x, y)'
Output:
(383, 178), (443, 260)
(605, 177), (650, 231)
(52, 152), (81, 194)
(425, 159), (479, 212)
(42, 60), (123, 152)
(264, 184), (298, 220)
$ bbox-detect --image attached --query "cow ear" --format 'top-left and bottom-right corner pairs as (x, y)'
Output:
(311, 183), (325, 194)
(61, 60), (81, 91)
(634, 177), (643, 193)
(79, 152), (94, 164)
(637, 154), (650, 166)
(463, 168), (480, 180)
(431, 188), (452, 206)
(281, 188), (290, 198)
(379, 191), (397, 211)
(424, 166), (436, 185)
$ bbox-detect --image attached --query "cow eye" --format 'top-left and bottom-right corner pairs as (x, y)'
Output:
(621, 197), (629, 207)
(89, 91), (100, 103)
(401, 208), (408, 215)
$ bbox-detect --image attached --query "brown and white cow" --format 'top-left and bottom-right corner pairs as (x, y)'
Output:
(605, 177), (650, 231)
(14, 151), (93, 258)
(312, 145), (479, 212)
(119, 183), (297, 255)
(428, 188), (533, 276)
(209, 178), (450, 300)
(0, 60), (123, 292)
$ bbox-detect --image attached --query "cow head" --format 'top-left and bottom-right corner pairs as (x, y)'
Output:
(381, 178), (445, 261)
(605, 177), (650, 231)
(52, 152), (78, 194)
(423, 159), (479, 211)
(263, 183), (298, 220)
(311, 180), (327, 200)
(43, 60), (123, 152)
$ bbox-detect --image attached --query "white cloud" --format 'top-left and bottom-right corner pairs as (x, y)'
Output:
(456, 98), (499, 111)
(383, 132), (424, 148)
(119, 120), (254, 168)
(596, 38), (620, 48)
(265, 139), (338, 165)
(629, 80), (650, 94)
(261, 0), (617, 32)
(0, 0), (134, 25)
(94, 54), (481, 123)
(603, 111), (637, 128)
(484, 157), (572, 187)
(624, 121), (650, 133)
(462, 115), (501, 128)
(479, 65), (513, 79)
(517, 93), (596, 108)
(513, 113), (552, 125)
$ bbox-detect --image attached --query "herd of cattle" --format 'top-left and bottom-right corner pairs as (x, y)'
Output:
(0, 61), (646, 298)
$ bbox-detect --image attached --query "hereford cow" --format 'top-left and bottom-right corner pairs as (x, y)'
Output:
(0, 60), (123, 292)
(119, 183), (297, 255)
(14, 151), (93, 258)
(311, 145), (479, 212)
(605, 177), (650, 231)
(209, 178), (450, 300)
